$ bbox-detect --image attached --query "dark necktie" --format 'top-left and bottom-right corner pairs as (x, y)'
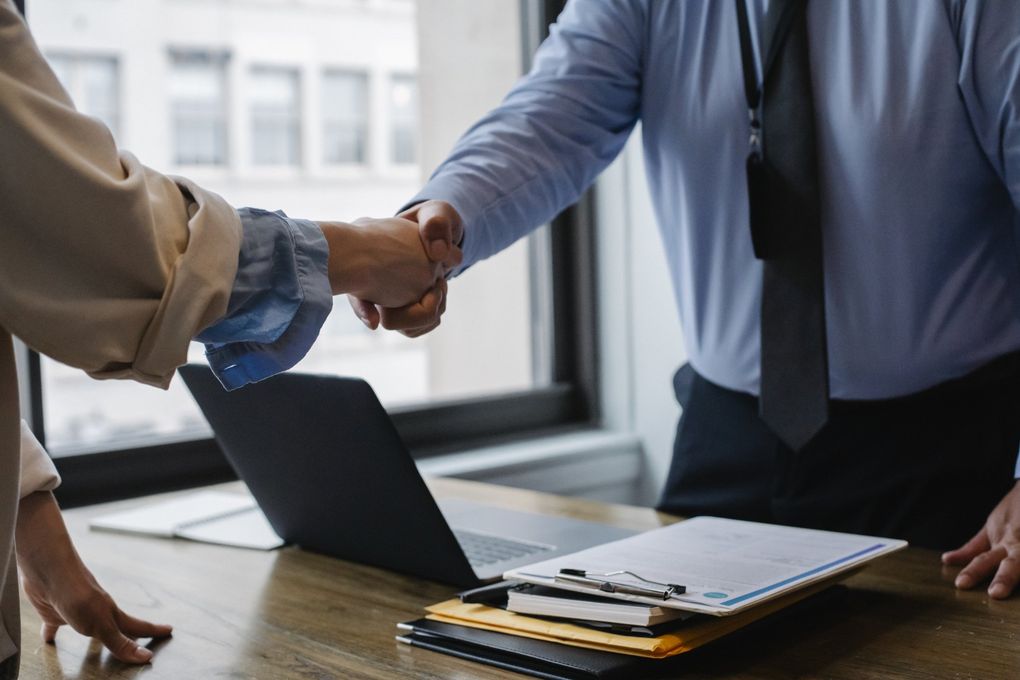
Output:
(742, 0), (829, 450)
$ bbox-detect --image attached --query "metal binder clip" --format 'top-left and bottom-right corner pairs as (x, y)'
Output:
(555, 568), (686, 601)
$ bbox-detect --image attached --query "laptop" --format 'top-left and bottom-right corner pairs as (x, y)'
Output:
(179, 364), (633, 587)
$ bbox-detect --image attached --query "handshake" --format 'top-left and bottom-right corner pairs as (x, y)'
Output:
(317, 200), (464, 338)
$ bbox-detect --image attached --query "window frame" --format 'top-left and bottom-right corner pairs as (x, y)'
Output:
(22, 0), (599, 509)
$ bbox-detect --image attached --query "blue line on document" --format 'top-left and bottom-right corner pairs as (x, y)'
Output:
(719, 543), (885, 607)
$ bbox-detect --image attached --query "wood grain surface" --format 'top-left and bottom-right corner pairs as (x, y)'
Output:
(16, 478), (1020, 679)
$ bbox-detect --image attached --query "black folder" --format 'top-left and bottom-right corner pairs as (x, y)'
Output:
(397, 585), (848, 679)
(397, 617), (671, 680)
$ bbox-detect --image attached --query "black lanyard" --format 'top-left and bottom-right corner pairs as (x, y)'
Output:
(735, 0), (806, 259)
(734, 0), (805, 158)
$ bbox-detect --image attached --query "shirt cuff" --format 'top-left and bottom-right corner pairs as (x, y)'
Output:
(198, 208), (333, 390)
(20, 421), (60, 499)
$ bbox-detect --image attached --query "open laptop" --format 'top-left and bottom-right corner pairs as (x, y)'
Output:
(179, 364), (633, 587)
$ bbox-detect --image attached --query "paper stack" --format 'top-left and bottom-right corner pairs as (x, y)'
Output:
(397, 517), (907, 679)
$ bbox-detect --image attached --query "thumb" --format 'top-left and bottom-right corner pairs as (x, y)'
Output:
(405, 201), (463, 265)
(100, 627), (153, 664)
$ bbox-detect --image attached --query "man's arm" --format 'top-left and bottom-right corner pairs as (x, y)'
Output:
(941, 0), (1020, 599)
(353, 0), (646, 331)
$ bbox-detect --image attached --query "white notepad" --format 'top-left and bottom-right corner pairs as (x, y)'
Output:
(505, 516), (907, 616)
(90, 490), (284, 550)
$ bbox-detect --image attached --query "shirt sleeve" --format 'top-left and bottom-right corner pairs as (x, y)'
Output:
(405, 0), (645, 273)
(953, 2), (1020, 478)
(19, 421), (59, 499)
(0, 0), (241, 389)
(196, 208), (333, 390)
(955, 0), (1020, 211)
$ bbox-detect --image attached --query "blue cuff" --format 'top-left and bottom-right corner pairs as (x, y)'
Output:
(197, 208), (332, 390)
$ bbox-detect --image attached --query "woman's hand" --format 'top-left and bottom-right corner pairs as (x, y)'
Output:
(15, 491), (172, 664)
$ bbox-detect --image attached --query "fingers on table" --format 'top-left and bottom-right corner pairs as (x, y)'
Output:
(954, 545), (1007, 591)
(988, 551), (1020, 599)
(942, 530), (991, 567)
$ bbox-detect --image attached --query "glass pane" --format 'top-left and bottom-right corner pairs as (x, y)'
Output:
(28, 0), (544, 456)
(390, 75), (417, 164)
(322, 71), (368, 164)
(171, 52), (227, 166)
(44, 53), (119, 136)
(250, 67), (300, 166)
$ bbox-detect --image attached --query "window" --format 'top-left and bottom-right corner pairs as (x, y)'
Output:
(46, 53), (119, 137)
(322, 70), (369, 165)
(170, 51), (229, 166)
(390, 74), (417, 164)
(24, 0), (594, 507)
(250, 66), (301, 166)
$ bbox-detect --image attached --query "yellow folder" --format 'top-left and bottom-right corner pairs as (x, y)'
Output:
(425, 578), (836, 659)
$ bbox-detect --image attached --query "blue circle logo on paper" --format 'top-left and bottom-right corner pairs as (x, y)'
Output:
(704, 592), (728, 599)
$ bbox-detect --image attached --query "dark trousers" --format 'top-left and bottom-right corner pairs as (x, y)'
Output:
(656, 356), (1020, 550)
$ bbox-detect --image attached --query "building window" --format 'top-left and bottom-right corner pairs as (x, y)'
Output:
(250, 66), (301, 166)
(170, 51), (229, 166)
(322, 70), (369, 165)
(46, 54), (120, 138)
(389, 74), (417, 164)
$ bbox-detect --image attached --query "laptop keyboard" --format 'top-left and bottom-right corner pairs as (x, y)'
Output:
(453, 529), (553, 568)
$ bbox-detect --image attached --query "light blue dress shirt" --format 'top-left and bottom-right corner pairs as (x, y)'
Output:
(197, 208), (332, 390)
(411, 0), (1020, 403)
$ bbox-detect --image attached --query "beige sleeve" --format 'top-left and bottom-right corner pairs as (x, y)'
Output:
(0, 1), (242, 389)
(18, 421), (58, 499)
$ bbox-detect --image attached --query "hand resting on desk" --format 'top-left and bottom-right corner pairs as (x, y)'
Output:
(16, 491), (172, 664)
(944, 480), (1020, 599)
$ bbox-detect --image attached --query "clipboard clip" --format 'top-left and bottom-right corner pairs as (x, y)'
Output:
(555, 568), (686, 601)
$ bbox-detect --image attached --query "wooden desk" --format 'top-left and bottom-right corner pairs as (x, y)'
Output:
(17, 478), (1019, 679)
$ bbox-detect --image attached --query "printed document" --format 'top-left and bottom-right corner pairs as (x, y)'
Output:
(505, 516), (906, 616)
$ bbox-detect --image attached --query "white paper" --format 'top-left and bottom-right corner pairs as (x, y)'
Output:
(176, 507), (284, 550)
(90, 491), (257, 538)
(505, 516), (907, 616)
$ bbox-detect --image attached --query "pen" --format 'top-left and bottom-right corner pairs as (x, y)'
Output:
(458, 580), (521, 606)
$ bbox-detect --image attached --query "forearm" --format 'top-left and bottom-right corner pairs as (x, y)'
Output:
(15, 492), (82, 586)
(408, 0), (642, 270)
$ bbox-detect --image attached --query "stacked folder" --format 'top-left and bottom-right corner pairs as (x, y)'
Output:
(397, 517), (907, 679)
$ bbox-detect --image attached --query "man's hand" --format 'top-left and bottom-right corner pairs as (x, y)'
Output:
(942, 480), (1020, 599)
(16, 491), (172, 664)
(347, 200), (464, 334)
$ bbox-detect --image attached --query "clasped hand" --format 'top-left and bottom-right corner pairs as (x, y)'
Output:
(342, 201), (464, 337)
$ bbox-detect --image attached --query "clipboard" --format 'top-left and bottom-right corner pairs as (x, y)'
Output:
(504, 516), (906, 616)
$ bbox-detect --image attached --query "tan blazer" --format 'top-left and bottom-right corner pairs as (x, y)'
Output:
(0, 1), (243, 672)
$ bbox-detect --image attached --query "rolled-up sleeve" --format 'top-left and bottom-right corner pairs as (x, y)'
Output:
(19, 421), (59, 499)
(197, 208), (332, 390)
(0, 1), (242, 388)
